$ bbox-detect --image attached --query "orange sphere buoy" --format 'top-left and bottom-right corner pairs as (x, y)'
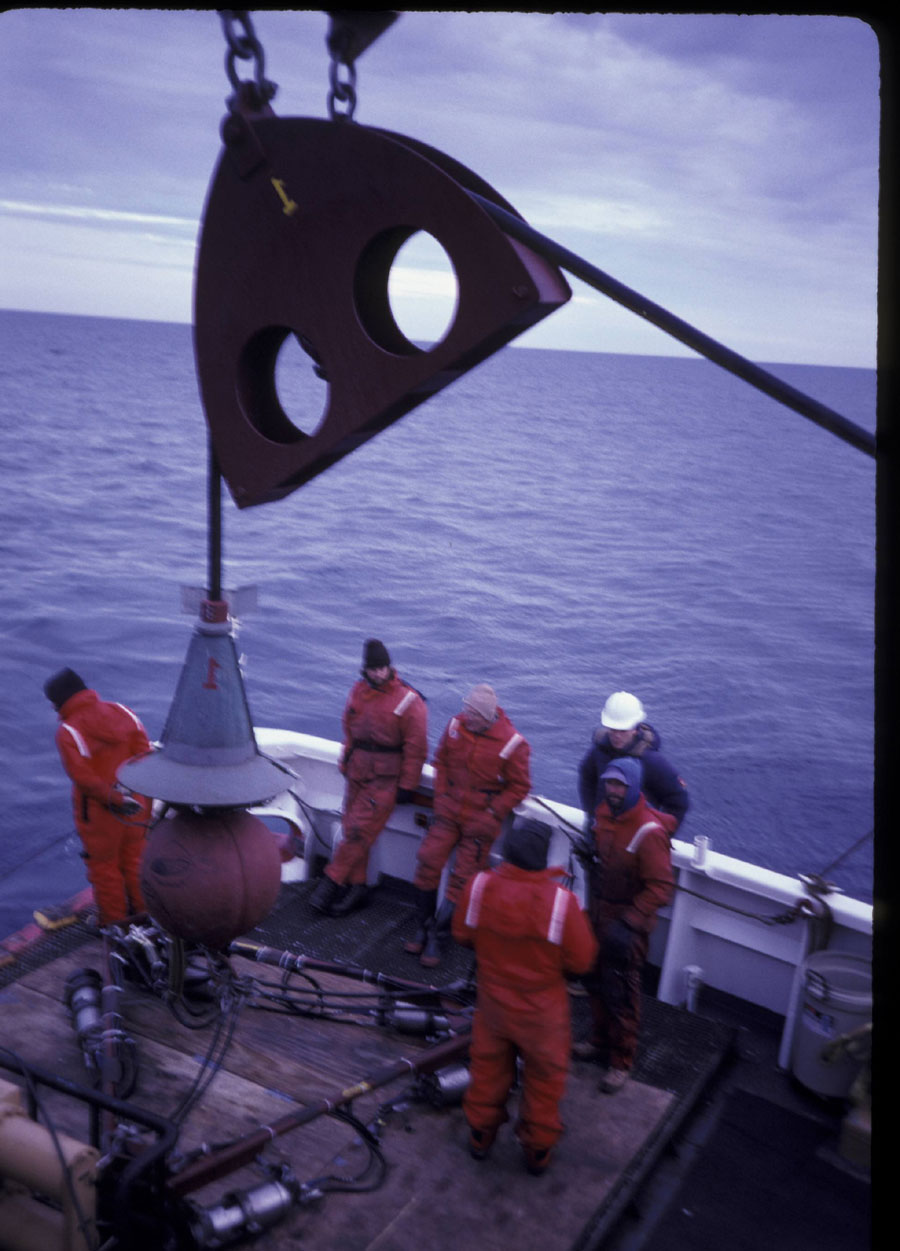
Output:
(140, 808), (282, 949)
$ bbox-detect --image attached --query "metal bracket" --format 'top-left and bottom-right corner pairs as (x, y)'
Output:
(326, 10), (399, 65)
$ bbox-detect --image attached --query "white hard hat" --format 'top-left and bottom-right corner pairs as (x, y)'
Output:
(600, 691), (645, 731)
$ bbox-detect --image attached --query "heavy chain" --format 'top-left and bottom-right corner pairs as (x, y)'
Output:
(216, 11), (397, 121)
(325, 12), (400, 122)
(218, 10), (277, 109)
(328, 54), (358, 121)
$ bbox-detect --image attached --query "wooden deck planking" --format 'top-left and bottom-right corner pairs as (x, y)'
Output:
(1, 938), (681, 1250)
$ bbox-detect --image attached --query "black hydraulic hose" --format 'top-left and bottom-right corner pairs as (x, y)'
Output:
(231, 938), (473, 1001)
(0, 1049), (178, 1241)
(167, 1027), (471, 1196)
(471, 192), (876, 460)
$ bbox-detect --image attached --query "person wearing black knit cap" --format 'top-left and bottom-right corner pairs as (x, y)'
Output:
(44, 667), (152, 926)
(452, 816), (597, 1175)
(309, 639), (428, 917)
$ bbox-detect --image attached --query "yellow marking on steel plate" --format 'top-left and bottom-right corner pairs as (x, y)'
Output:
(271, 178), (298, 217)
(342, 1081), (372, 1100)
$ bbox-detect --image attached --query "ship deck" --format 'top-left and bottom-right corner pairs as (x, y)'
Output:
(0, 877), (871, 1250)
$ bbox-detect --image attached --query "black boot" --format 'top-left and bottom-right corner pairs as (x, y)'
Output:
(403, 888), (438, 955)
(309, 876), (342, 915)
(330, 883), (369, 916)
(420, 899), (455, 968)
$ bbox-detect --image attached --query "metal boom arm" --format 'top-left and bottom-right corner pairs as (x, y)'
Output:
(470, 192), (876, 460)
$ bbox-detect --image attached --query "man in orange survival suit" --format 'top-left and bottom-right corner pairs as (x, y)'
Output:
(452, 816), (597, 1175)
(404, 683), (531, 968)
(575, 756), (675, 1094)
(309, 639), (428, 917)
(44, 667), (152, 927)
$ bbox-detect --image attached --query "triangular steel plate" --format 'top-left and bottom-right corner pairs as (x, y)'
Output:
(194, 117), (571, 507)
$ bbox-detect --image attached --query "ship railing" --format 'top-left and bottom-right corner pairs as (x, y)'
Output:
(253, 727), (873, 1071)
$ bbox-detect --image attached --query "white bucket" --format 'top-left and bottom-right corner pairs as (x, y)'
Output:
(791, 950), (872, 1098)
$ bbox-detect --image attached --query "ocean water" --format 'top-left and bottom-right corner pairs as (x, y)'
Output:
(0, 309), (876, 937)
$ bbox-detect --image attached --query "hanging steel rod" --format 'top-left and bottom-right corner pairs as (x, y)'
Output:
(471, 193), (876, 459)
(208, 439), (223, 602)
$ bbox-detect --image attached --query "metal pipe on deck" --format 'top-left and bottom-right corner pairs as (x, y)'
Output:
(230, 937), (470, 998)
(167, 1028), (471, 1197)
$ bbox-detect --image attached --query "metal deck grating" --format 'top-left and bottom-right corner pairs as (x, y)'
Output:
(1, 917), (97, 991)
(247, 877), (479, 985)
(250, 879), (736, 1100)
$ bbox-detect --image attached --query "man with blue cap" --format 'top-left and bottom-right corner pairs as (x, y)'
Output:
(575, 757), (676, 1093)
(577, 690), (689, 832)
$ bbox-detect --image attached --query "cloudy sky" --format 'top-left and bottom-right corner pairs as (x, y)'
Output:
(0, 10), (881, 366)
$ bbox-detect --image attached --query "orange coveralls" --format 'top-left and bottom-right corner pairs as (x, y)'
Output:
(325, 672), (428, 887)
(584, 794), (676, 1071)
(453, 862), (598, 1151)
(53, 688), (151, 925)
(413, 708), (531, 904)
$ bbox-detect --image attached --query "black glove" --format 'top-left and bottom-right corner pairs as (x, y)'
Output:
(604, 919), (637, 967)
(110, 798), (141, 817)
(395, 788), (418, 805)
(574, 837), (598, 868)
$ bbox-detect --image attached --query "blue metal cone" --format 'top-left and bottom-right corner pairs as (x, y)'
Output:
(118, 614), (287, 807)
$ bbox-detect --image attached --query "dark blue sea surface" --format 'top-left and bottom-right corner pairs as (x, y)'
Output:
(0, 309), (875, 936)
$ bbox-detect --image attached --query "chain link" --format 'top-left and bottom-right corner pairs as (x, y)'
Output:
(216, 11), (399, 122)
(218, 9), (277, 107)
(328, 52), (358, 121)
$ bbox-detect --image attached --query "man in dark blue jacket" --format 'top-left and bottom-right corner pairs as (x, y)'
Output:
(577, 691), (689, 832)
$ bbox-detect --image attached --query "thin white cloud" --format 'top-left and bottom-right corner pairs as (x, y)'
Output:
(0, 200), (196, 231)
(0, 10), (879, 367)
(523, 193), (666, 239)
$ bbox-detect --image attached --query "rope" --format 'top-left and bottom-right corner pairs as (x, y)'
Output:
(819, 827), (874, 878)
(0, 829), (73, 879)
(673, 881), (832, 937)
